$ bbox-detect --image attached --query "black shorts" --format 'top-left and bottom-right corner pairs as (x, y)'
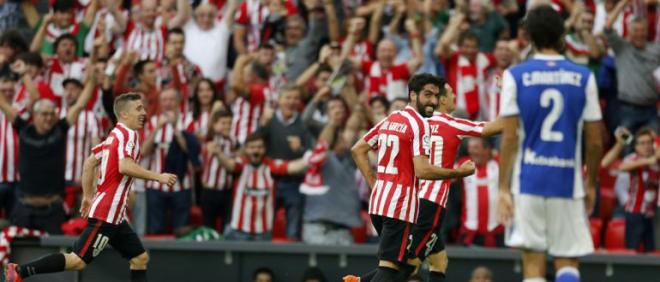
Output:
(73, 218), (145, 264)
(407, 199), (446, 260)
(370, 215), (412, 263)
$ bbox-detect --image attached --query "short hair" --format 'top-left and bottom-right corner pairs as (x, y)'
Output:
(369, 96), (390, 111)
(113, 92), (143, 117)
(211, 109), (233, 123)
(524, 5), (565, 51)
(32, 99), (56, 113)
(301, 267), (327, 282)
(251, 62), (269, 81)
(53, 0), (75, 12)
(17, 52), (44, 68)
(458, 31), (480, 46)
(62, 78), (83, 88)
(316, 64), (333, 75)
(634, 127), (655, 142)
(407, 73), (445, 98)
(0, 30), (28, 53)
(245, 132), (265, 145)
(168, 27), (185, 39)
(54, 33), (78, 54)
(469, 137), (493, 148)
(160, 87), (181, 100)
(259, 43), (275, 51)
(252, 267), (274, 281)
(134, 59), (153, 76)
(280, 83), (301, 95)
(0, 75), (16, 84)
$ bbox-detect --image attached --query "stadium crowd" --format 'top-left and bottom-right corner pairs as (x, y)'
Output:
(0, 0), (656, 252)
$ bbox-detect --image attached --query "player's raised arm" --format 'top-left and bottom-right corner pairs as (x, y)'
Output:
(352, 139), (377, 190)
(119, 158), (177, 187)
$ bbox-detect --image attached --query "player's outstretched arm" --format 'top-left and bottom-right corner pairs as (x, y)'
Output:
(119, 158), (177, 186)
(413, 155), (476, 180)
(287, 158), (309, 174)
(66, 71), (97, 126)
(352, 139), (376, 190)
(481, 117), (504, 137)
(497, 116), (519, 226)
(80, 154), (101, 218)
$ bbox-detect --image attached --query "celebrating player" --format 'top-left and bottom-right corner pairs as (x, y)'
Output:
(346, 73), (475, 282)
(497, 6), (603, 282)
(403, 81), (503, 282)
(5, 93), (178, 282)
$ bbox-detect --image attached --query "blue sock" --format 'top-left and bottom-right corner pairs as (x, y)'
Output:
(555, 267), (580, 282)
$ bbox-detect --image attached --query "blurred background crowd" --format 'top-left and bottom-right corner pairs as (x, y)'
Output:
(0, 0), (657, 254)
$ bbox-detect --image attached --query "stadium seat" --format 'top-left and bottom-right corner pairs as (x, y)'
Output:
(604, 218), (626, 250)
(189, 205), (203, 227)
(271, 208), (288, 242)
(599, 188), (617, 220)
(589, 218), (603, 248)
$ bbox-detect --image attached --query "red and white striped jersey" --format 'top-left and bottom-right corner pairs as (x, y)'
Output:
(124, 21), (168, 62)
(230, 157), (289, 234)
(419, 112), (484, 206)
(45, 57), (87, 97)
(185, 111), (210, 139)
(623, 153), (659, 217)
(460, 157), (501, 233)
(201, 135), (236, 190)
(361, 61), (411, 101)
(14, 78), (60, 119)
(0, 113), (19, 183)
(231, 84), (267, 144)
(235, 0), (298, 52)
(363, 106), (430, 223)
(144, 115), (193, 192)
(89, 123), (141, 224)
(61, 109), (101, 183)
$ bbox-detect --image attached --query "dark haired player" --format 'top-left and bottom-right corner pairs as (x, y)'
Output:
(497, 6), (603, 282)
(5, 93), (178, 282)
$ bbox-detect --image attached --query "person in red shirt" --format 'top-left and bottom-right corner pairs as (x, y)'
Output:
(11, 52), (60, 119)
(233, 0), (299, 54)
(4, 93), (177, 282)
(620, 127), (659, 252)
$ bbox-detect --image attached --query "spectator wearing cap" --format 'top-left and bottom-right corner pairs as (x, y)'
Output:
(60, 77), (102, 216)
(604, 0), (660, 133)
(29, 0), (94, 57)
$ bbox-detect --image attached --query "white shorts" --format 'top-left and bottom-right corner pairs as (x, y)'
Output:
(505, 194), (594, 257)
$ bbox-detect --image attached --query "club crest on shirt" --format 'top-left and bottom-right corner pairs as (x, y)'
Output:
(126, 140), (134, 150)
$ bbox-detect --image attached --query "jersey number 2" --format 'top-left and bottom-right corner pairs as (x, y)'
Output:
(540, 89), (564, 142)
(377, 134), (399, 174)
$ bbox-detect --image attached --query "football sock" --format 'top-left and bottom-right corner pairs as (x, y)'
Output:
(360, 268), (378, 282)
(372, 266), (398, 282)
(556, 267), (580, 282)
(428, 271), (446, 282)
(18, 253), (66, 278)
(522, 278), (547, 282)
(131, 269), (147, 282)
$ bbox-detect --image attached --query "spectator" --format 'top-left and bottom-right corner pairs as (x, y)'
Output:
(200, 109), (236, 233)
(182, 0), (236, 84)
(389, 97), (408, 113)
(593, 0), (633, 36)
(61, 77), (102, 215)
(436, 13), (495, 120)
(258, 84), (313, 240)
(42, 33), (88, 97)
(0, 76), (18, 217)
(82, 0), (128, 54)
(113, 54), (159, 117)
(470, 266), (494, 282)
(458, 138), (504, 248)
(228, 55), (269, 145)
(141, 88), (196, 235)
(467, 0), (510, 52)
(368, 96), (389, 124)
(161, 27), (202, 109)
(0, 70), (95, 234)
(302, 84), (339, 138)
(210, 133), (308, 241)
(0, 30), (28, 78)
(29, 0), (94, 56)
(483, 40), (514, 121)
(302, 97), (362, 245)
(604, 0), (660, 133)
(188, 78), (223, 141)
(253, 267), (275, 282)
(11, 52), (59, 118)
(564, 4), (603, 72)
(620, 127), (658, 252)
(233, 0), (298, 54)
(0, 0), (30, 34)
(301, 267), (327, 282)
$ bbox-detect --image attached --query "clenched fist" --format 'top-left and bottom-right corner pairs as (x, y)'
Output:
(158, 173), (178, 187)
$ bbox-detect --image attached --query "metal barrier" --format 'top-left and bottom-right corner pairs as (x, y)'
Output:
(7, 236), (660, 282)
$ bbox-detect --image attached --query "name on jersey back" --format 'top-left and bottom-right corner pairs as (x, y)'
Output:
(382, 121), (408, 134)
(522, 70), (582, 87)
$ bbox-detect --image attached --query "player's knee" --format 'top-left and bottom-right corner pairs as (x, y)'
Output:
(130, 252), (149, 268)
(65, 253), (87, 271)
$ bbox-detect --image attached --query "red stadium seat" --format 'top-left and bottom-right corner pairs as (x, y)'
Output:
(589, 218), (603, 248)
(604, 218), (627, 250)
(271, 208), (287, 241)
(351, 210), (370, 244)
(189, 205), (203, 227)
(599, 188), (617, 220)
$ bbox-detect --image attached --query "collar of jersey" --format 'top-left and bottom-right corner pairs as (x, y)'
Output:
(403, 105), (424, 119)
(533, 54), (565, 61)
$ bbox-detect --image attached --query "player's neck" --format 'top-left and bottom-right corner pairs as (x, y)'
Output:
(437, 107), (450, 115)
(536, 48), (561, 55)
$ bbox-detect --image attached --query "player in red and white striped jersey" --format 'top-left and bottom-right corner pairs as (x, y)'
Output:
(200, 110), (236, 232)
(346, 74), (475, 282)
(229, 55), (269, 144)
(141, 88), (196, 234)
(404, 83), (501, 282)
(5, 93), (176, 282)
(208, 133), (308, 240)
(458, 139), (504, 248)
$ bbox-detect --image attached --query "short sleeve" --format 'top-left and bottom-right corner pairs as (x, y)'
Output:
(362, 119), (386, 150)
(499, 70), (519, 116)
(118, 130), (138, 161)
(91, 142), (104, 160)
(583, 74), (602, 122)
(412, 117), (430, 157)
(269, 159), (290, 175)
(454, 118), (485, 137)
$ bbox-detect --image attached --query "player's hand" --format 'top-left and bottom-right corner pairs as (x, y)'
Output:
(287, 135), (302, 152)
(584, 181), (596, 216)
(80, 197), (93, 218)
(497, 190), (514, 226)
(458, 160), (476, 176)
(158, 173), (178, 187)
